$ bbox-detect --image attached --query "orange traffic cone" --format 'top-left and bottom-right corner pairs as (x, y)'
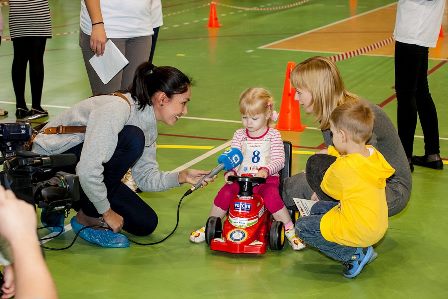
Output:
(208, 2), (221, 28)
(276, 62), (305, 132)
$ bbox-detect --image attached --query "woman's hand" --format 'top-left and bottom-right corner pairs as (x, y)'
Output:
(178, 169), (213, 186)
(90, 24), (107, 55)
(317, 148), (328, 154)
(102, 208), (124, 233)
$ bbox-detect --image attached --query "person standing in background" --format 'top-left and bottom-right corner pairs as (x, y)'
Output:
(80, 0), (154, 96)
(0, 4), (9, 116)
(149, 0), (163, 64)
(393, 0), (445, 171)
(9, 0), (51, 119)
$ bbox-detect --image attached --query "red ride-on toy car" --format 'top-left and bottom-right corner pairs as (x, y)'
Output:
(205, 175), (285, 254)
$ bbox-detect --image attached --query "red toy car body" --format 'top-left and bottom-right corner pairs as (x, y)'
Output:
(205, 176), (285, 254)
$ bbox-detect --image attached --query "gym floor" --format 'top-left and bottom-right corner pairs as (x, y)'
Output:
(1, 1), (447, 298)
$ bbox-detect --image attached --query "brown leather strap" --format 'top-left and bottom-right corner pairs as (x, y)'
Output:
(42, 93), (130, 135)
(112, 92), (131, 106)
(43, 125), (86, 134)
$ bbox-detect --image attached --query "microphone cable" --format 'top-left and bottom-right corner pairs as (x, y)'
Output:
(39, 193), (190, 249)
(128, 193), (187, 245)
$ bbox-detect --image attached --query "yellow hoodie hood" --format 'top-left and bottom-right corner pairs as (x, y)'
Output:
(327, 145), (395, 188)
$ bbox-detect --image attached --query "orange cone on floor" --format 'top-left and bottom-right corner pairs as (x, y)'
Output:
(276, 62), (305, 132)
(208, 2), (221, 28)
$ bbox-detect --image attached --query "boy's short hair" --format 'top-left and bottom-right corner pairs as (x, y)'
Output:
(330, 101), (374, 144)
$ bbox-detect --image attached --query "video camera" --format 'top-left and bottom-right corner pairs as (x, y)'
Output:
(0, 123), (80, 215)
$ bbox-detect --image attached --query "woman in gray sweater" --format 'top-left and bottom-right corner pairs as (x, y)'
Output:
(32, 62), (209, 248)
(282, 56), (412, 217)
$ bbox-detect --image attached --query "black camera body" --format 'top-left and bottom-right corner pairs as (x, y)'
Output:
(0, 123), (80, 215)
(0, 122), (32, 161)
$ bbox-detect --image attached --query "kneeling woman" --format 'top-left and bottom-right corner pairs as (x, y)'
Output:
(32, 62), (210, 248)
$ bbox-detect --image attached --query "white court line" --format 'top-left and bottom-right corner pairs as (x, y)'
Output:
(0, 100), (71, 109)
(40, 224), (73, 244)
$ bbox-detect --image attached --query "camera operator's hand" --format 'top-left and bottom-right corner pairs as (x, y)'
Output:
(0, 186), (58, 299)
(102, 208), (124, 232)
(1, 265), (15, 299)
(0, 187), (36, 244)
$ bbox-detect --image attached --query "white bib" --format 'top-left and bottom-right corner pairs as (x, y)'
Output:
(237, 140), (271, 175)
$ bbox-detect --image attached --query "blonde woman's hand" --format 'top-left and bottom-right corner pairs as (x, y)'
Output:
(317, 148), (328, 154)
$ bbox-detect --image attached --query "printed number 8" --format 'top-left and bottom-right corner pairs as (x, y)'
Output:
(252, 150), (261, 163)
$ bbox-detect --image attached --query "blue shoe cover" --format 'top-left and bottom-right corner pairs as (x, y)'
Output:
(70, 216), (130, 248)
(41, 209), (65, 233)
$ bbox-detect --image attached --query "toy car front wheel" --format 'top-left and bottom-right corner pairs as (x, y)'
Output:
(205, 216), (222, 245)
(269, 221), (285, 250)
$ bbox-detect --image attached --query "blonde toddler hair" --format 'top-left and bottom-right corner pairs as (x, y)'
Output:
(239, 87), (275, 127)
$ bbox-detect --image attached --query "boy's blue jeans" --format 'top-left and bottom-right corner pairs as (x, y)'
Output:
(296, 201), (358, 262)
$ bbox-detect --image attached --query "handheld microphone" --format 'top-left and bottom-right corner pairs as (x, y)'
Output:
(183, 148), (243, 197)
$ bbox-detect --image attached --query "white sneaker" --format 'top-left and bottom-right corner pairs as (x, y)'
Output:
(189, 226), (206, 243)
(285, 228), (306, 251)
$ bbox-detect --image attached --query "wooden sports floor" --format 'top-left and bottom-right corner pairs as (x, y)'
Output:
(0, 1), (447, 298)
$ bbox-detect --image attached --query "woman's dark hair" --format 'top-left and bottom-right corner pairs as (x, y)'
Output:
(128, 62), (192, 110)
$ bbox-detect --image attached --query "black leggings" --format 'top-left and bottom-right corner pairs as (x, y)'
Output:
(394, 41), (440, 157)
(11, 37), (47, 109)
(62, 126), (158, 236)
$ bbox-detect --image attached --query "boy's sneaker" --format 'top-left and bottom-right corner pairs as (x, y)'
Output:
(285, 228), (306, 250)
(368, 249), (378, 264)
(343, 246), (374, 278)
(189, 226), (206, 243)
(41, 209), (65, 233)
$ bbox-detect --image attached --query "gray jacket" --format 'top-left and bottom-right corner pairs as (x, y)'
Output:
(32, 93), (180, 214)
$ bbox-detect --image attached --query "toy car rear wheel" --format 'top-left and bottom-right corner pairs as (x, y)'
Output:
(269, 221), (285, 250)
(205, 216), (222, 245)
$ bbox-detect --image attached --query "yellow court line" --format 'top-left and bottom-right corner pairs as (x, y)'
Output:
(156, 145), (214, 150)
(157, 145), (317, 155)
(292, 150), (316, 156)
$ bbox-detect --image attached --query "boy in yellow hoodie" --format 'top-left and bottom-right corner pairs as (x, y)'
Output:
(296, 100), (395, 278)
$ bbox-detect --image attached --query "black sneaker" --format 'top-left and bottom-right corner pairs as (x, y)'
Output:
(15, 107), (32, 119)
(31, 108), (49, 116)
(412, 155), (443, 170)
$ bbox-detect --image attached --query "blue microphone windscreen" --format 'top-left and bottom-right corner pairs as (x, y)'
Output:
(218, 148), (243, 170)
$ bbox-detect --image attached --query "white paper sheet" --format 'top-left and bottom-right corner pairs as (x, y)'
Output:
(292, 198), (318, 217)
(89, 40), (129, 84)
